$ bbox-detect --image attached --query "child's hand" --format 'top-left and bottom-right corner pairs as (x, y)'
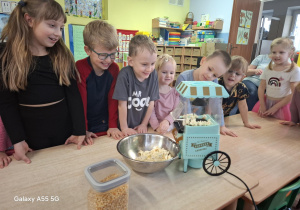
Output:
(65, 135), (86, 149)
(122, 128), (137, 136)
(255, 69), (263, 75)
(134, 124), (148, 134)
(85, 131), (97, 145)
(107, 128), (124, 140)
(0, 152), (12, 169)
(13, 140), (32, 164)
(220, 126), (238, 137)
(280, 121), (296, 126)
(264, 106), (279, 116)
(258, 105), (267, 117)
(244, 123), (261, 129)
(157, 120), (170, 134)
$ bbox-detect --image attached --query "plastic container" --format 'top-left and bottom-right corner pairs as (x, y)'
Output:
(85, 159), (131, 210)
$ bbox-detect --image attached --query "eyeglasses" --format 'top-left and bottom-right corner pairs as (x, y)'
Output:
(91, 49), (118, 60)
(227, 70), (244, 76)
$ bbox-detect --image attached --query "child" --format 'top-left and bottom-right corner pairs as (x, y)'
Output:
(0, 116), (12, 169)
(242, 53), (272, 111)
(0, 0), (85, 164)
(113, 35), (159, 136)
(149, 54), (180, 134)
(76, 20), (123, 142)
(175, 50), (238, 137)
(280, 83), (300, 126)
(252, 37), (300, 121)
(219, 56), (261, 129)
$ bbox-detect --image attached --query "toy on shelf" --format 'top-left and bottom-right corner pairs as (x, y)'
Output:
(172, 81), (231, 173)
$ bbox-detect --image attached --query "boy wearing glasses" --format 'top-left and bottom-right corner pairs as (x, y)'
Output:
(113, 35), (159, 136)
(76, 20), (123, 143)
(218, 56), (261, 129)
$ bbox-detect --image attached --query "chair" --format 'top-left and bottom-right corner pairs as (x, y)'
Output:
(257, 178), (300, 210)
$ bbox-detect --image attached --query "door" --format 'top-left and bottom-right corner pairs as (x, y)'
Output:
(228, 0), (261, 63)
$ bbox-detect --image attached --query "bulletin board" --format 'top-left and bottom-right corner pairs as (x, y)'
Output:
(68, 24), (87, 62)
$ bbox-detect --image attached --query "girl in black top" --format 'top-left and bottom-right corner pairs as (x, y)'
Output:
(0, 0), (86, 164)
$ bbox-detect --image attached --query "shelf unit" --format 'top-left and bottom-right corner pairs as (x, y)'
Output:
(152, 19), (184, 38)
(192, 20), (224, 30)
(152, 19), (183, 30)
(156, 43), (228, 86)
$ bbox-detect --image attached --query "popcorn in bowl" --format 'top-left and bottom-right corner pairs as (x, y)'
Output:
(136, 146), (172, 162)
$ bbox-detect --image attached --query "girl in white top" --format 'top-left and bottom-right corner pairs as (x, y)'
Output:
(253, 37), (300, 121)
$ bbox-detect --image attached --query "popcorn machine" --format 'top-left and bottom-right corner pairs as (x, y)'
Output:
(172, 81), (231, 173)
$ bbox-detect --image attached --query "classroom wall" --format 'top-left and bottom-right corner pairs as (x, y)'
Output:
(189, 0), (234, 43)
(56, 0), (190, 48)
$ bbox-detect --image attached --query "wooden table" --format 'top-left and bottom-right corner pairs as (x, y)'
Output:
(221, 112), (300, 209)
(0, 133), (257, 210)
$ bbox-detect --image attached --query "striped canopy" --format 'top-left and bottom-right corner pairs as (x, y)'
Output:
(176, 81), (229, 98)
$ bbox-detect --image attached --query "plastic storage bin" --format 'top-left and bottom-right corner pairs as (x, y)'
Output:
(85, 159), (131, 210)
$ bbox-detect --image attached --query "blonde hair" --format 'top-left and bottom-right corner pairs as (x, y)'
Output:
(230, 55), (248, 74)
(83, 20), (118, 51)
(129, 35), (157, 57)
(268, 37), (295, 72)
(206, 49), (232, 69)
(155, 54), (176, 72)
(0, 0), (77, 91)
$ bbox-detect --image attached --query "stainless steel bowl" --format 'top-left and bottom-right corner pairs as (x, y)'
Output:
(117, 134), (180, 173)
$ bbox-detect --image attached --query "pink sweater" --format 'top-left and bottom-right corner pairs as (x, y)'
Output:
(149, 88), (180, 130)
(0, 116), (12, 151)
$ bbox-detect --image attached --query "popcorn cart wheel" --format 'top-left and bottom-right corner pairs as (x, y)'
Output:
(203, 150), (258, 210)
(202, 151), (231, 176)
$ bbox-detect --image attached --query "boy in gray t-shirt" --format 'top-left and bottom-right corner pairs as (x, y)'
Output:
(113, 35), (159, 136)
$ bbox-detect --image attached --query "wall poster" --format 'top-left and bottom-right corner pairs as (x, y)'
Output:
(64, 0), (102, 19)
(236, 9), (252, 45)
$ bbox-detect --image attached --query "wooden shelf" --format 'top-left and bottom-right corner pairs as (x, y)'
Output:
(152, 19), (183, 31)
(192, 20), (223, 30)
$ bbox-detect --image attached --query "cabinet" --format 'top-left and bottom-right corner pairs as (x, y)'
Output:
(156, 46), (202, 86)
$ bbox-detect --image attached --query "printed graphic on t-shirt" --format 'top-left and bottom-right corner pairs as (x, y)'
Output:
(128, 91), (150, 111)
(268, 77), (283, 87)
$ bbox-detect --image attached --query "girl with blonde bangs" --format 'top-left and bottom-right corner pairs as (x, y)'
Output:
(149, 54), (180, 134)
(0, 0), (86, 166)
(252, 37), (300, 121)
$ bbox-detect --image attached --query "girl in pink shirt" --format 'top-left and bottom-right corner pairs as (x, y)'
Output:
(0, 116), (12, 169)
(149, 54), (180, 134)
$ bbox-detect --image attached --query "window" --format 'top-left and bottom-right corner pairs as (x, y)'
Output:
(290, 9), (300, 51)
